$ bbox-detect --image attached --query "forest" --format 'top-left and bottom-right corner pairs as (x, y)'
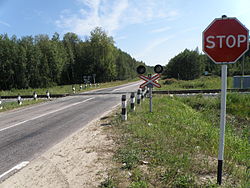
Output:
(1, 26), (250, 90)
(0, 27), (145, 90)
(164, 46), (250, 80)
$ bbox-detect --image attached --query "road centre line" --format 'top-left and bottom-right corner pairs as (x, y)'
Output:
(0, 97), (95, 133)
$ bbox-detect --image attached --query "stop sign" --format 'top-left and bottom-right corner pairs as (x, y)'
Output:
(203, 17), (249, 64)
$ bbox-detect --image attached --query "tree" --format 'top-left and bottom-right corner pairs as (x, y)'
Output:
(89, 27), (117, 82)
(165, 49), (204, 80)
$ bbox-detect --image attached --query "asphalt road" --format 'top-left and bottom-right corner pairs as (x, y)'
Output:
(0, 81), (141, 180)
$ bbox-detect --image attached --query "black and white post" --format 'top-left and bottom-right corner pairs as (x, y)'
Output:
(72, 85), (76, 94)
(17, 94), (22, 105)
(130, 92), (135, 111)
(141, 88), (145, 101)
(33, 91), (37, 100)
(137, 89), (141, 105)
(217, 64), (227, 185)
(121, 95), (127, 121)
(0, 97), (2, 110)
(46, 90), (50, 99)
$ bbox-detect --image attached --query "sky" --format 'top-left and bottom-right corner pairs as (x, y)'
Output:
(0, 0), (250, 66)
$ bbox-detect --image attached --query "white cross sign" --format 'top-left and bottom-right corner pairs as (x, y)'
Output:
(139, 74), (161, 88)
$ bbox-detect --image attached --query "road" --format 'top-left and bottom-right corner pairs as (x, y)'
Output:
(0, 81), (141, 180)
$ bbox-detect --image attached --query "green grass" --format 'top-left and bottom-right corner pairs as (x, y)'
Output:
(157, 76), (233, 90)
(106, 94), (249, 187)
(0, 78), (139, 96)
(0, 99), (46, 112)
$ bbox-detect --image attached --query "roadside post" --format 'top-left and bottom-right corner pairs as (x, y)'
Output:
(46, 90), (50, 99)
(17, 94), (22, 105)
(130, 92), (135, 111)
(0, 96), (2, 109)
(72, 85), (76, 94)
(33, 91), (37, 100)
(121, 95), (127, 120)
(202, 15), (249, 185)
(137, 64), (163, 112)
(137, 89), (141, 105)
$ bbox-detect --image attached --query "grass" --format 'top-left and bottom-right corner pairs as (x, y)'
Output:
(157, 76), (233, 90)
(0, 78), (139, 96)
(0, 99), (46, 112)
(103, 93), (249, 187)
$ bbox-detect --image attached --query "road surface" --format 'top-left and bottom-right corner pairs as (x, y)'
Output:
(0, 81), (141, 180)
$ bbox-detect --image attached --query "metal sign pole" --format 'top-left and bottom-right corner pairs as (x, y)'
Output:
(217, 64), (227, 185)
(148, 74), (153, 112)
(149, 86), (152, 112)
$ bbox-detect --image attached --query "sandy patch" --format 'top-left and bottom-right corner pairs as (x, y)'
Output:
(0, 109), (118, 188)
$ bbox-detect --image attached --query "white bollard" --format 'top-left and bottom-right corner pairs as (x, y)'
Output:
(130, 92), (135, 111)
(46, 90), (50, 99)
(121, 95), (127, 121)
(0, 97), (2, 109)
(72, 86), (76, 94)
(33, 91), (37, 100)
(137, 89), (142, 105)
(17, 95), (22, 105)
(80, 85), (83, 90)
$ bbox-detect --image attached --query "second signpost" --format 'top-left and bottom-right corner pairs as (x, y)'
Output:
(136, 64), (163, 112)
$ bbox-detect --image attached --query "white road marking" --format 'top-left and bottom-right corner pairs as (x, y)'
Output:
(0, 161), (29, 179)
(112, 82), (140, 91)
(0, 97), (95, 133)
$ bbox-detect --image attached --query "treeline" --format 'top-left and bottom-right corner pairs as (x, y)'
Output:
(0, 27), (144, 90)
(164, 47), (250, 80)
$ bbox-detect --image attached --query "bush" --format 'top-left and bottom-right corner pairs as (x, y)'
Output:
(164, 78), (178, 85)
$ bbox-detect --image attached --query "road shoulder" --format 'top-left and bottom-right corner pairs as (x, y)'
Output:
(0, 108), (118, 188)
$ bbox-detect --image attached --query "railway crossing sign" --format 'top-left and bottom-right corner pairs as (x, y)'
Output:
(136, 65), (163, 112)
(203, 16), (249, 64)
(139, 74), (161, 88)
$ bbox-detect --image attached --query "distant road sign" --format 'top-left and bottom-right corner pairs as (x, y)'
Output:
(139, 74), (161, 88)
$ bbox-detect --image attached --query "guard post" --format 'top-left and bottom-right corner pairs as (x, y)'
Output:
(121, 95), (127, 121)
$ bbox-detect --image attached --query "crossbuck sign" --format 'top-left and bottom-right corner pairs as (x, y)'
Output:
(139, 74), (161, 88)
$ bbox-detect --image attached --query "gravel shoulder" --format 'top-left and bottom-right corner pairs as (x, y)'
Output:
(0, 107), (118, 188)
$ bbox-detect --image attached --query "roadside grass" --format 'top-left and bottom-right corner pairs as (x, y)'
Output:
(0, 78), (139, 96)
(0, 99), (46, 112)
(104, 94), (249, 187)
(157, 76), (233, 90)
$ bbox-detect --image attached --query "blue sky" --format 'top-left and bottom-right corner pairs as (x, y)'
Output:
(1, 0), (250, 66)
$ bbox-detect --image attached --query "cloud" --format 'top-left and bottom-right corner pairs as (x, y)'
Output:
(56, 0), (179, 36)
(135, 35), (175, 59)
(56, 0), (129, 36)
(151, 26), (171, 33)
(0, 20), (10, 27)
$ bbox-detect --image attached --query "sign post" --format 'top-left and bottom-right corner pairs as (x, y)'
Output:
(202, 15), (249, 185)
(139, 74), (161, 112)
(137, 65), (163, 112)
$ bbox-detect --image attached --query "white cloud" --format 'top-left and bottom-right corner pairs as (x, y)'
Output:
(151, 26), (171, 33)
(56, 0), (179, 36)
(0, 20), (10, 27)
(135, 35), (175, 59)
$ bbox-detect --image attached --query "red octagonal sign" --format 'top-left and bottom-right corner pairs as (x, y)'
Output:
(203, 17), (249, 64)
